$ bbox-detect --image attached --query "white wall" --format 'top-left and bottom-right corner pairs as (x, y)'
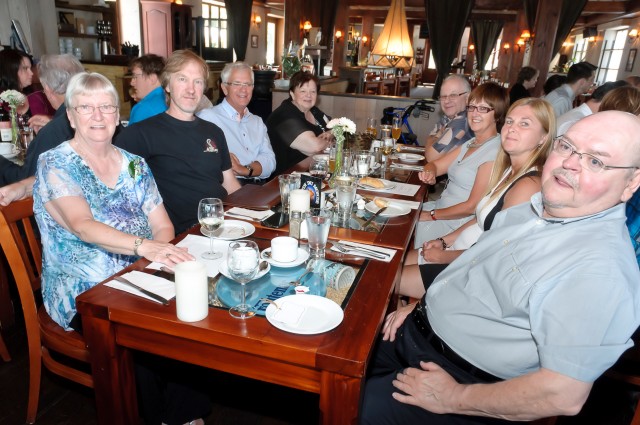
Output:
(0, 0), (58, 57)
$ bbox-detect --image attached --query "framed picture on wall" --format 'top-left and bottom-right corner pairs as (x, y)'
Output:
(626, 49), (637, 72)
(251, 35), (258, 48)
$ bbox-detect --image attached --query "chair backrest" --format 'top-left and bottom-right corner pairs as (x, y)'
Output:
(0, 198), (42, 351)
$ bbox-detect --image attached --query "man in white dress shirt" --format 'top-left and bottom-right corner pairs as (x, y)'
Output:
(198, 62), (276, 184)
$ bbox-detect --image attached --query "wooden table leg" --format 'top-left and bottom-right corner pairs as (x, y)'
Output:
(319, 372), (363, 425)
(82, 314), (139, 424)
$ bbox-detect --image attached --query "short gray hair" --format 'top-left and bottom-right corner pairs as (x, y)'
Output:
(220, 61), (254, 84)
(65, 72), (119, 109)
(443, 74), (471, 93)
(38, 54), (84, 95)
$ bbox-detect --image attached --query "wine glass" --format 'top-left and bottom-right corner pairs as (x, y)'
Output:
(198, 198), (224, 260)
(227, 240), (260, 319)
(391, 116), (402, 141)
(309, 158), (329, 180)
(366, 117), (378, 138)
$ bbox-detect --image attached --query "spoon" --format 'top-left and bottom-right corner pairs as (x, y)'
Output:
(290, 269), (313, 286)
(258, 260), (269, 272)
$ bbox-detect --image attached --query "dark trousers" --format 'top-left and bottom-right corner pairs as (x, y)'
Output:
(360, 306), (523, 425)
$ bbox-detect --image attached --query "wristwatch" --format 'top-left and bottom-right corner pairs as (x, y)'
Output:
(430, 210), (438, 220)
(133, 237), (143, 256)
(245, 164), (254, 177)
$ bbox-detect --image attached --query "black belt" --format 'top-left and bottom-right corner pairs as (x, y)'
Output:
(239, 177), (268, 186)
(411, 303), (503, 383)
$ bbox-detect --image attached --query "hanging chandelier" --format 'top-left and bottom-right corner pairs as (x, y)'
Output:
(370, 0), (414, 68)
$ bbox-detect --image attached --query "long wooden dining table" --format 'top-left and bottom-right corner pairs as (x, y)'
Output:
(76, 158), (427, 425)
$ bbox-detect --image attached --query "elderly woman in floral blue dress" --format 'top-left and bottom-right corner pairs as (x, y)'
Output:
(33, 72), (194, 331)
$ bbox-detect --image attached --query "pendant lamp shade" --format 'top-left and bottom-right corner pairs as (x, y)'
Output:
(370, 0), (414, 68)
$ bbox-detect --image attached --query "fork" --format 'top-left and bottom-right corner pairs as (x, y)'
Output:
(332, 243), (388, 259)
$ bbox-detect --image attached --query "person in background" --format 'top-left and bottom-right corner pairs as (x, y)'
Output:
(413, 82), (508, 250)
(626, 75), (640, 87)
(542, 74), (567, 95)
(424, 74), (473, 162)
(197, 61), (275, 183)
(267, 71), (334, 176)
(544, 62), (597, 116)
(598, 85), (640, 115)
(0, 48), (34, 116)
(556, 80), (628, 135)
(400, 97), (555, 299)
(509, 66), (539, 104)
(0, 54), (83, 187)
(361, 110), (640, 425)
(115, 49), (240, 234)
(128, 54), (166, 124)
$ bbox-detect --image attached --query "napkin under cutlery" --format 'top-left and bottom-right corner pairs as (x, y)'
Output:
(330, 241), (396, 262)
(146, 234), (227, 278)
(391, 163), (424, 172)
(105, 270), (175, 304)
(225, 207), (274, 221)
(374, 196), (421, 210)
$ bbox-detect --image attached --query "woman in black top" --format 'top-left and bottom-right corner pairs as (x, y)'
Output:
(509, 66), (539, 104)
(267, 71), (333, 176)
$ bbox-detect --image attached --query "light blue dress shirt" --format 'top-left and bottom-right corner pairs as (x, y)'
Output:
(197, 99), (276, 178)
(543, 84), (575, 117)
(426, 194), (640, 381)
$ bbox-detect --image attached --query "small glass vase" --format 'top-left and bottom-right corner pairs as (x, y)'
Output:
(9, 108), (19, 149)
(328, 134), (345, 188)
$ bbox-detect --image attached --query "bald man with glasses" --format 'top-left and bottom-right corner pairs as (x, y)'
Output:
(424, 75), (474, 162)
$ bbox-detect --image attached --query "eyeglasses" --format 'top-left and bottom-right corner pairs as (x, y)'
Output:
(224, 82), (254, 88)
(552, 137), (639, 173)
(131, 73), (144, 80)
(73, 105), (119, 115)
(439, 92), (468, 101)
(466, 105), (494, 113)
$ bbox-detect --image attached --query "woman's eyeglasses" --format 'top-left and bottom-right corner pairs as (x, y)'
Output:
(73, 105), (119, 115)
(466, 105), (494, 113)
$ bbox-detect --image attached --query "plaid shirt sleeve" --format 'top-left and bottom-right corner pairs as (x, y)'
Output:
(626, 191), (640, 266)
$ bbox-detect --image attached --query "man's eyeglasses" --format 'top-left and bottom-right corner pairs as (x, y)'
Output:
(224, 82), (254, 88)
(73, 105), (119, 115)
(131, 73), (144, 80)
(466, 105), (494, 113)
(439, 92), (468, 101)
(553, 137), (639, 173)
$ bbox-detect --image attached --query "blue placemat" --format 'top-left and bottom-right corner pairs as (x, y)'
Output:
(213, 265), (327, 316)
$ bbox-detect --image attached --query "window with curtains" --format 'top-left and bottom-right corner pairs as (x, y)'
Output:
(483, 36), (502, 71)
(597, 28), (628, 84)
(266, 21), (276, 65)
(202, 0), (228, 49)
(572, 34), (588, 63)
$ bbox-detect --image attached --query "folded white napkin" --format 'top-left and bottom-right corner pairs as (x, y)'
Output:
(390, 163), (424, 171)
(374, 196), (420, 210)
(105, 270), (175, 303)
(146, 234), (228, 277)
(331, 241), (396, 262)
(271, 301), (306, 324)
(225, 207), (274, 221)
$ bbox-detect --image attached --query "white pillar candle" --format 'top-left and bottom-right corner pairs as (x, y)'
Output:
(175, 261), (209, 322)
(289, 189), (310, 212)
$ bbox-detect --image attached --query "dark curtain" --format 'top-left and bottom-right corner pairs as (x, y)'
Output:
(424, 0), (474, 97)
(224, 0), (253, 61)
(318, 0), (339, 47)
(470, 21), (504, 71)
(523, 0), (538, 33)
(552, 0), (589, 57)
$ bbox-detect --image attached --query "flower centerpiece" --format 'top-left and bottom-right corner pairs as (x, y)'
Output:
(326, 117), (356, 188)
(0, 90), (26, 148)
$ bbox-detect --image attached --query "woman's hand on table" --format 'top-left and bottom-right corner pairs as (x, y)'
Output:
(418, 170), (436, 185)
(382, 303), (416, 342)
(137, 240), (194, 265)
(28, 114), (52, 134)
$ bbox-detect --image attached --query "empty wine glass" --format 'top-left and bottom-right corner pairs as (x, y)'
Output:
(227, 240), (260, 319)
(309, 158), (329, 180)
(198, 198), (224, 260)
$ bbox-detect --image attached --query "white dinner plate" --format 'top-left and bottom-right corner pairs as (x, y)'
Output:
(357, 179), (396, 191)
(364, 201), (411, 217)
(218, 261), (271, 281)
(266, 295), (344, 335)
(396, 153), (425, 163)
(200, 220), (255, 240)
(261, 247), (310, 268)
(1, 152), (18, 160)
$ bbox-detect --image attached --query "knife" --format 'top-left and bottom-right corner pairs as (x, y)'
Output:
(224, 212), (266, 222)
(113, 276), (171, 305)
(334, 243), (389, 259)
(363, 206), (387, 227)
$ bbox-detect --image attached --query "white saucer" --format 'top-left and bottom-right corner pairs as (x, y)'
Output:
(261, 247), (310, 268)
(365, 201), (411, 217)
(200, 220), (255, 240)
(218, 261), (270, 281)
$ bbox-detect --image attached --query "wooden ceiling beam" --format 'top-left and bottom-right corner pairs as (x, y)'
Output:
(582, 1), (626, 14)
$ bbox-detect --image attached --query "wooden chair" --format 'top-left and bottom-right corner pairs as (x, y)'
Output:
(0, 198), (93, 424)
(363, 80), (382, 95)
(396, 75), (411, 97)
(381, 77), (398, 96)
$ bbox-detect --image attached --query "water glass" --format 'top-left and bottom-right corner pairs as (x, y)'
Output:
(305, 208), (332, 259)
(228, 240), (260, 319)
(354, 150), (372, 179)
(278, 174), (301, 213)
(335, 179), (357, 219)
(198, 198), (224, 260)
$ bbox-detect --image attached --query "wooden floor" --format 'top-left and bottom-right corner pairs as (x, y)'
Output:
(0, 307), (638, 425)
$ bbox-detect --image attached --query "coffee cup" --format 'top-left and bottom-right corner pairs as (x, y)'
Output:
(270, 236), (298, 262)
(0, 143), (16, 156)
